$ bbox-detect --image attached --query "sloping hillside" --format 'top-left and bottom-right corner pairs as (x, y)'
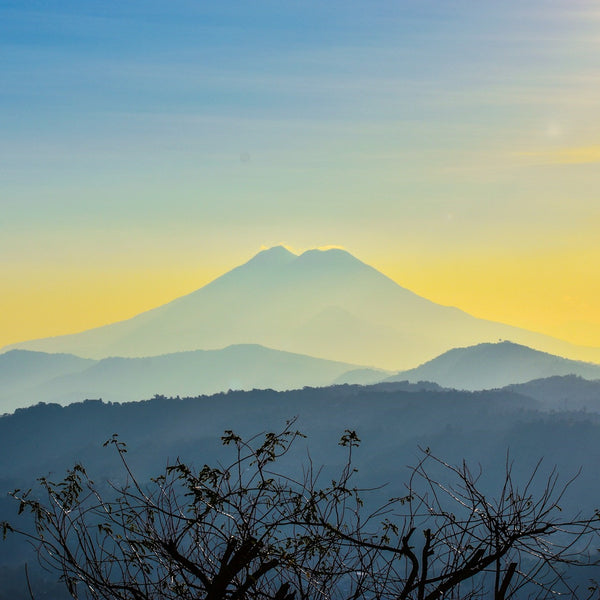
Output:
(5, 247), (599, 369)
(386, 341), (600, 390)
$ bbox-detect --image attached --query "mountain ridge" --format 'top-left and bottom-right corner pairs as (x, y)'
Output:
(3, 247), (600, 369)
(5, 340), (600, 414)
(386, 341), (600, 390)
(0, 344), (380, 414)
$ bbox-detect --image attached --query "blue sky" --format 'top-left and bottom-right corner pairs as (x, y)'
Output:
(2, 0), (600, 348)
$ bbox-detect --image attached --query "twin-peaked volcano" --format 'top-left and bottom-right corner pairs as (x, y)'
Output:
(4, 246), (599, 369)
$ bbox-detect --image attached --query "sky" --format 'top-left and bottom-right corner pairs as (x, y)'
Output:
(2, 0), (600, 351)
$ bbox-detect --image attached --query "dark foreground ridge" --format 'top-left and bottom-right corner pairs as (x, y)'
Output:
(1, 382), (600, 597)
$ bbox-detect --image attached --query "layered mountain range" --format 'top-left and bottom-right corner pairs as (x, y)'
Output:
(388, 341), (600, 390)
(3, 249), (600, 596)
(2, 340), (600, 415)
(0, 346), (385, 413)
(4, 246), (600, 370)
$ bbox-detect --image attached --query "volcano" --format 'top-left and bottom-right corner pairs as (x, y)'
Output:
(4, 246), (599, 370)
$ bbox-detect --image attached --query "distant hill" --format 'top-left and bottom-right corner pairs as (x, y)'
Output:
(0, 345), (368, 413)
(385, 341), (600, 390)
(506, 375), (600, 411)
(0, 350), (94, 396)
(331, 367), (391, 385)
(4, 246), (600, 370)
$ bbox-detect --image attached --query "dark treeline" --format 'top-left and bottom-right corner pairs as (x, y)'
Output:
(1, 382), (600, 597)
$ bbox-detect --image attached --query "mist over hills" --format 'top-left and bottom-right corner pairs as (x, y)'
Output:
(2, 383), (600, 598)
(2, 343), (600, 592)
(4, 247), (599, 370)
(4, 340), (600, 414)
(387, 341), (600, 390)
(0, 346), (384, 414)
(507, 375), (600, 411)
(0, 350), (94, 396)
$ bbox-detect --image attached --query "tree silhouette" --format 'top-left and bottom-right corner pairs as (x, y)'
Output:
(3, 421), (599, 599)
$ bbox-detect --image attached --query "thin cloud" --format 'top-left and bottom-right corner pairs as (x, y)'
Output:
(515, 146), (600, 165)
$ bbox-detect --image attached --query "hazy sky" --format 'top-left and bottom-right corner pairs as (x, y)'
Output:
(2, 1), (600, 349)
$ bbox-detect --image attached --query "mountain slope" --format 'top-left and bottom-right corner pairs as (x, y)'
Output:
(386, 341), (600, 390)
(506, 375), (600, 411)
(4, 247), (600, 369)
(0, 345), (366, 413)
(0, 350), (94, 396)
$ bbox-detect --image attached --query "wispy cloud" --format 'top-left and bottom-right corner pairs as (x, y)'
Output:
(516, 146), (600, 165)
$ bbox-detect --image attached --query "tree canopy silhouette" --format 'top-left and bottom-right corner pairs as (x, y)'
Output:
(3, 420), (599, 600)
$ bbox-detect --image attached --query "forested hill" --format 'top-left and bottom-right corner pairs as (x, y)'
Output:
(1, 383), (600, 597)
(1, 383), (598, 496)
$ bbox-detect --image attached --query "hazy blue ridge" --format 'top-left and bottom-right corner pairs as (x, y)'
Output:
(386, 341), (600, 390)
(4, 341), (600, 414)
(506, 375), (600, 410)
(0, 350), (94, 393)
(0, 345), (367, 413)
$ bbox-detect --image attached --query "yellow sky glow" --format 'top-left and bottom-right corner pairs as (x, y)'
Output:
(3, 2), (600, 363)
(516, 145), (600, 165)
(0, 266), (218, 348)
(2, 248), (599, 353)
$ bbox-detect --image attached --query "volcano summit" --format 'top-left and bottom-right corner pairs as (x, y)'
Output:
(4, 247), (598, 370)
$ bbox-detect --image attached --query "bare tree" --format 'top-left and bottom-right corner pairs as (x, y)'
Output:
(2, 421), (599, 599)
